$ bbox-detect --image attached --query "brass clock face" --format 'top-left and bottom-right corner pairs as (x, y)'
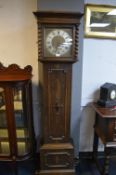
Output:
(44, 28), (73, 57)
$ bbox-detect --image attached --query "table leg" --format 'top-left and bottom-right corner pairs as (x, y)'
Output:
(93, 113), (99, 160)
(93, 131), (99, 159)
(11, 161), (18, 175)
(102, 146), (110, 175)
(92, 114), (103, 174)
(92, 130), (103, 174)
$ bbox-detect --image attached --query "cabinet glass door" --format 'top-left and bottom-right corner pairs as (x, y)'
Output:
(13, 86), (31, 156)
(0, 87), (10, 155)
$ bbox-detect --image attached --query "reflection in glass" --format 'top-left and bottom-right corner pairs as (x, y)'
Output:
(13, 87), (30, 156)
(17, 142), (26, 155)
(1, 142), (10, 154)
(0, 129), (8, 137)
(13, 88), (24, 128)
(16, 129), (26, 138)
(0, 88), (10, 155)
(90, 11), (115, 33)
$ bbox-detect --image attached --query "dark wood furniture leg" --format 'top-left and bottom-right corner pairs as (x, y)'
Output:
(92, 111), (110, 175)
(11, 161), (18, 175)
(93, 131), (99, 160)
(93, 113), (99, 159)
(92, 127), (103, 174)
(102, 146), (110, 175)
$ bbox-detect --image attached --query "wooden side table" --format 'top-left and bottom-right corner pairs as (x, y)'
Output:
(91, 102), (116, 175)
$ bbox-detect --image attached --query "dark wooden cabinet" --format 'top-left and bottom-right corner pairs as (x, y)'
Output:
(34, 11), (82, 175)
(92, 103), (116, 144)
(0, 63), (35, 173)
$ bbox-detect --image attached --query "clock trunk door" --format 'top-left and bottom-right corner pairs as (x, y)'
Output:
(43, 63), (72, 143)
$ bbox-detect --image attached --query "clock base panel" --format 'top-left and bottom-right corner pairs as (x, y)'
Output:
(36, 143), (75, 175)
(35, 169), (75, 175)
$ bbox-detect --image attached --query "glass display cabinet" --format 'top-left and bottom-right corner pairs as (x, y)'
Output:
(0, 63), (35, 174)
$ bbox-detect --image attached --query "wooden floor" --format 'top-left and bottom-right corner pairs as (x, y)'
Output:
(0, 158), (116, 175)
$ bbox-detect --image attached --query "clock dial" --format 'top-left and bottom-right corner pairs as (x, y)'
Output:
(110, 90), (116, 100)
(44, 28), (73, 57)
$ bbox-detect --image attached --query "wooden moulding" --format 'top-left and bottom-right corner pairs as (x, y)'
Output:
(35, 169), (75, 175)
(33, 11), (83, 24)
(0, 62), (32, 81)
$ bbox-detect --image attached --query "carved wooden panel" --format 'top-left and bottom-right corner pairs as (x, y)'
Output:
(41, 150), (73, 170)
(42, 63), (72, 143)
(0, 63), (32, 81)
(40, 143), (74, 170)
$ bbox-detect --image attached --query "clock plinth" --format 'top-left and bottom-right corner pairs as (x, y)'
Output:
(38, 169), (75, 175)
(34, 11), (83, 175)
(35, 143), (75, 175)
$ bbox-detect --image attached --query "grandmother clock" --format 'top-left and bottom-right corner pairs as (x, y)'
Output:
(34, 11), (82, 175)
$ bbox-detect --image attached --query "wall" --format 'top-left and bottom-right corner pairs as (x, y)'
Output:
(2, 0), (115, 156)
(37, 0), (84, 156)
(38, 0), (83, 12)
(80, 0), (116, 151)
(0, 0), (84, 156)
(0, 0), (39, 138)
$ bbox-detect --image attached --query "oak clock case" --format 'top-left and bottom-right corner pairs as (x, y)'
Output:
(0, 63), (35, 174)
(34, 11), (82, 175)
